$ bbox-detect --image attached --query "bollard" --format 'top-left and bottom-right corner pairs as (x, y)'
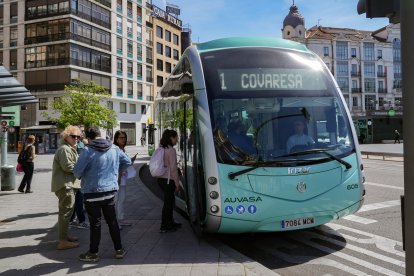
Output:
(1, 165), (16, 191)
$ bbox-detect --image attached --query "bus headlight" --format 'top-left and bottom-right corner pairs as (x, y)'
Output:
(210, 205), (220, 213)
(208, 177), (217, 185)
(209, 191), (219, 199)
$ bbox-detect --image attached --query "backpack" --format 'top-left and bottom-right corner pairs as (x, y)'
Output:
(149, 147), (169, 180)
(17, 145), (32, 164)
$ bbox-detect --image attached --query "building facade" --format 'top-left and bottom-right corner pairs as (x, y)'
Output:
(282, 5), (402, 143)
(0, 0), (155, 150)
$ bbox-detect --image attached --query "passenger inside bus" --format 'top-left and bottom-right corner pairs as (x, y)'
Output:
(228, 120), (256, 154)
(286, 119), (315, 153)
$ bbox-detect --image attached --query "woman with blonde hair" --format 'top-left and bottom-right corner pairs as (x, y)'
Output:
(51, 125), (82, 250)
(18, 135), (36, 193)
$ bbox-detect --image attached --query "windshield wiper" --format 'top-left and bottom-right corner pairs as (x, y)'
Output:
(276, 148), (352, 170)
(228, 160), (295, 180)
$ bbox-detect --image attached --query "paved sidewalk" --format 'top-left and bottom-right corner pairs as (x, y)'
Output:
(359, 143), (403, 155)
(0, 153), (277, 276)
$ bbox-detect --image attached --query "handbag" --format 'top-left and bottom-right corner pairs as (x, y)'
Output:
(16, 163), (23, 173)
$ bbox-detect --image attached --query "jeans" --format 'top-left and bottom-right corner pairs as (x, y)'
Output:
(84, 196), (122, 254)
(115, 185), (126, 221)
(55, 187), (76, 240)
(18, 162), (34, 192)
(158, 178), (176, 229)
(70, 189), (86, 223)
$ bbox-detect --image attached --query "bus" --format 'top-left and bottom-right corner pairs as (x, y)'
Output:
(155, 37), (365, 233)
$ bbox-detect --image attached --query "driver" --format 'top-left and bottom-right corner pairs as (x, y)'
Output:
(286, 120), (315, 153)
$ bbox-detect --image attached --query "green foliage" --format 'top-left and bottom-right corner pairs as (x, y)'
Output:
(42, 79), (117, 129)
(160, 108), (193, 130)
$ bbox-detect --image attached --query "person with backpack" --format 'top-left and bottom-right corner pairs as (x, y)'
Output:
(150, 129), (181, 233)
(17, 135), (36, 193)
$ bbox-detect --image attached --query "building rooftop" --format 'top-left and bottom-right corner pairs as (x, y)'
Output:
(306, 25), (389, 43)
(283, 5), (305, 28)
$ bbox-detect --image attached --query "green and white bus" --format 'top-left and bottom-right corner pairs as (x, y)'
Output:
(155, 37), (365, 233)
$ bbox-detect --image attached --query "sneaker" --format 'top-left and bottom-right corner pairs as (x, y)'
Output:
(17, 188), (24, 193)
(115, 249), (127, 259)
(69, 221), (79, 227)
(79, 251), (100, 262)
(159, 226), (177, 233)
(25, 190), (34, 193)
(76, 222), (89, 229)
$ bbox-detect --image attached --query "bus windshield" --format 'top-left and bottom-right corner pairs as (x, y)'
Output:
(200, 47), (356, 166)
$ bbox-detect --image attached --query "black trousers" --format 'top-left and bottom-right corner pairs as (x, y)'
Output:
(70, 189), (86, 223)
(18, 162), (34, 192)
(84, 197), (122, 254)
(158, 178), (176, 229)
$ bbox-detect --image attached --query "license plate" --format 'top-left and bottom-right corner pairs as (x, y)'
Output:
(281, 217), (315, 229)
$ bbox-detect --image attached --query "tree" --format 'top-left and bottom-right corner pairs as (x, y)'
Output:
(42, 79), (117, 129)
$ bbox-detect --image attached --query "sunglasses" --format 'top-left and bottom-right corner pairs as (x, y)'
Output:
(70, 135), (81, 139)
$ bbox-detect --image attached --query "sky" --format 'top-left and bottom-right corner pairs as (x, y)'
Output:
(151, 0), (391, 43)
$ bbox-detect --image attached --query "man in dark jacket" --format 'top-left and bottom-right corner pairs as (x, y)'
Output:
(74, 126), (131, 262)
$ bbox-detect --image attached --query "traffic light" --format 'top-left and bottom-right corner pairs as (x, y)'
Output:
(357, 0), (400, 23)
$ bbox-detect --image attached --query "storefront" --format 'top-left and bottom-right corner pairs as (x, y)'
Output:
(20, 125), (59, 154)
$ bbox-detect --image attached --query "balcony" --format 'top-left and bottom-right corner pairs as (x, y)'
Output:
(351, 88), (362, 93)
(378, 88), (387, 93)
(146, 96), (154, 101)
(72, 10), (111, 29)
(71, 58), (111, 73)
(351, 71), (360, 77)
(394, 73), (402, 79)
(377, 72), (387, 78)
(25, 33), (70, 45)
(339, 87), (349, 92)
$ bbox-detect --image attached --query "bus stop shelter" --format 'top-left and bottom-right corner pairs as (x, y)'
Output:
(0, 66), (37, 191)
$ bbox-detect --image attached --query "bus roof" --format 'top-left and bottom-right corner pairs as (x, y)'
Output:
(196, 37), (311, 53)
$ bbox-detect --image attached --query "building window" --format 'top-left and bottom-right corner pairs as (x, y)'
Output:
(352, 80), (358, 88)
(146, 47), (153, 63)
(116, 36), (123, 53)
(378, 97), (384, 107)
(10, 27), (18, 47)
(146, 66), (153, 83)
(39, 98), (48, 110)
(365, 95), (376, 110)
(378, 80), (384, 92)
(336, 61), (348, 76)
(377, 65), (383, 74)
(120, 102), (127, 113)
(364, 62), (375, 77)
(157, 59), (163, 71)
(364, 78), (375, 92)
(351, 64), (358, 75)
(156, 42), (163, 55)
(336, 41), (348, 60)
(165, 46), (171, 58)
(137, 63), (142, 78)
(351, 48), (356, 58)
(127, 1), (132, 17)
(156, 26), (163, 39)
(141, 105), (147, 114)
(117, 58), (123, 74)
(137, 44), (142, 59)
(363, 42), (375, 60)
(165, 62), (172, 73)
(130, 103), (136, 114)
(137, 24), (142, 40)
(127, 81), (133, 98)
(157, 76), (163, 87)
(377, 49), (383, 59)
(117, 79), (123, 95)
(10, 3), (18, 24)
(352, 97), (358, 107)
(117, 0), (122, 12)
(127, 20), (133, 36)
(127, 61), (133, 76)
(137, 83), (143, 99)
(107, 100), (113, 109)
(127, 40), (133, 56)
(165, 30), (171, 42)
(173, 34), (179, 46)
(323, 47), (329, 56)
(173, 49), (179, 60)
(116, 15), (122, 33)
(337, 77), (349, 90)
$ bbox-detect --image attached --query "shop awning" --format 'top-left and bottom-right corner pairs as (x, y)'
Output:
(0, 66), (37, 107)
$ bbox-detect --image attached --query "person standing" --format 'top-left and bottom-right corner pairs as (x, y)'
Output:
(74, 126), (131, 262)
(113, 130), (136, 229)
(18, 135), (36, 193)
(157, 129), (181, 233)
(51, 126), (82, 250)
(394, 130), (401, 144)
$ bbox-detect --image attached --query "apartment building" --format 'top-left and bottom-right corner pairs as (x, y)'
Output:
(0, 0), (154, 150)
(283, 4), (402, 143)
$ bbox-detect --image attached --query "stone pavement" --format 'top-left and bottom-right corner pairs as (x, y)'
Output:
(0, 153), (277, 276)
